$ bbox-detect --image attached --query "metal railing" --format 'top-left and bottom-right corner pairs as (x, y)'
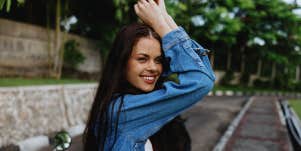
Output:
(280, 100), (301, 150)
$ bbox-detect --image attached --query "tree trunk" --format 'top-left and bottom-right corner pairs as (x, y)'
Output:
(57, 31), (67, 79)
(210, 51), (215, 69)
(256, 59), (262, 76)
(54, 0), (61, 79)
(226, 49), (232, 70)
(271, 62), (276, 81)
(296, 65), (300, 81)
(240, 47), (245, 73)
(57, 0), (69, 79)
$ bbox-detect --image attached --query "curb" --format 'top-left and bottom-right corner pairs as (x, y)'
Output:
(212, 97), (254, 151)
(65, 124), (85, 138)
(209, 90), (301, 99)
(276, 100), (286, 126)
(17, 136), (49, 151)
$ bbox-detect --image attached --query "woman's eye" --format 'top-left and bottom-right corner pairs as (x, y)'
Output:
(137, 58), (147, 62)
(155, 58), (163, 64)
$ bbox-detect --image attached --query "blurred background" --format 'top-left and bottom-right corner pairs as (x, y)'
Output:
(1, 0), (301, 150)
(1, 0), (301, 89)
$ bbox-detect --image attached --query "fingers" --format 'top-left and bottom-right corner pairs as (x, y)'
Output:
(134, 4), (139, 14)
(157, 0), (164, 6)
(148, 0), (157, 5)
(134, 0), (164, 24)
(135, 0), (159, 16)
(137, 0), (145, 10)
(137, 0), (151, 12)
(138, 0), (149, 7)
(137, 0), (157, 8)
(134, 2), (148, 24)
(156, 0), (167, 13)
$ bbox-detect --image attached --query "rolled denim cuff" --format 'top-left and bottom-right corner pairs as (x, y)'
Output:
(162, 27), (189, 51)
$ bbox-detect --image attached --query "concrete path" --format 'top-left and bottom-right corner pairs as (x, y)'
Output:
(183, 96), (246, 151)
(223, 96), (293, 151)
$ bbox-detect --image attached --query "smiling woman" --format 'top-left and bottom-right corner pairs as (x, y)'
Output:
(83, 0), (215, 151)
(126, 37), (163, 92)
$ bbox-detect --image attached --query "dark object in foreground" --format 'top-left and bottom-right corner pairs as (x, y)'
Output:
(150, 116), (191, 151)
(280, 100), (301, 151)
(50, 131), (72, 151)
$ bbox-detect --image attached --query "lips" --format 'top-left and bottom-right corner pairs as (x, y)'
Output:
(141, 75), (156, 84)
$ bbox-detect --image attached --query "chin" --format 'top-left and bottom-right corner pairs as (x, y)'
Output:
(140, 86), (155, 93)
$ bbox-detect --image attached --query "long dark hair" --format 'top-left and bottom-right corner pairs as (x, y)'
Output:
(83, 23), (168, 151)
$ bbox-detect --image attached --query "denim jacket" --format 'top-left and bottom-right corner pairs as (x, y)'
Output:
(100, 27), (215, 151)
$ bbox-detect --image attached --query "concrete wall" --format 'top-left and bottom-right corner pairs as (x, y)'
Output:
(214, 70), (241, 85)
(0, 18), (102, 77)
(0, 84), (97, 147)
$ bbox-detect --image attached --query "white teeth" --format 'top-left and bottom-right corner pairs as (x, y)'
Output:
(143, 76), (155, 81)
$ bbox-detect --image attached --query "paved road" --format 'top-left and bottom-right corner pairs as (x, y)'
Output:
(224, 96), (293, 151)
(41, 96), (246, 151)
(183, 96), (246, 151)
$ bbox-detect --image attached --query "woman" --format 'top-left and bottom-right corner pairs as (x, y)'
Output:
(83, 0), (215, 150)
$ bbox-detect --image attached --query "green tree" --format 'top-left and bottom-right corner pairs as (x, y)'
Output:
(0, 0), (25, 12)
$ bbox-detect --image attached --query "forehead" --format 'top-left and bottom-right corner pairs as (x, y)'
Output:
(131, 37), (161, 56)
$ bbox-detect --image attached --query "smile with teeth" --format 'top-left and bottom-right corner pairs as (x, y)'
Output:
(141, 76), (156, 84)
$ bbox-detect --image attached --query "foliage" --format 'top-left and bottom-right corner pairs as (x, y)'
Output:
(166, 73), (179, 84)
(97, 26), (119, 63)
(293, 81), (301, 91)
(63, 39), (85, 68)
(220, 70), (234, 86)
(273, 73), (291, 90)
(253, 78), (271, 88)
(2, 0), (301, 89)
(239, 72), (250, 86)
(0, 0), (25, 12)
(0, 0), (12, 12)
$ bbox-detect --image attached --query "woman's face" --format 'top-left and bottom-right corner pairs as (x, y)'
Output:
(126, 37), (163, 92)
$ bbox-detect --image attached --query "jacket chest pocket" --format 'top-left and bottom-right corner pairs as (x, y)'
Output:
(134, 140), (146, 151)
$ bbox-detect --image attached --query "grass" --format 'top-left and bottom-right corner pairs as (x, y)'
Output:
(289, 99), (301, 119)
(0, 77), (97, 87)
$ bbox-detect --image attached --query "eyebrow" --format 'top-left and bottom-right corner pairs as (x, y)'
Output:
(137, 53), (149, 57)
(136, 53), (161, 58)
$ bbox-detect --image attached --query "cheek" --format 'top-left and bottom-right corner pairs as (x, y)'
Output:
(158, 64), (163, 75)
(126, 61), (141, 80)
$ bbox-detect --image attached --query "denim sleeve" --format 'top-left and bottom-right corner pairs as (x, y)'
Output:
(116, 27), (215, 138)
(162, 27), (215, 80)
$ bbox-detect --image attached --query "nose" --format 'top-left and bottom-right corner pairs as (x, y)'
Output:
(146, 61), (160, 72)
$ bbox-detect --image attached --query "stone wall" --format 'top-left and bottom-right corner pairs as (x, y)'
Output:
(0, 18), (102, 77)
(0, 84), (97, 147)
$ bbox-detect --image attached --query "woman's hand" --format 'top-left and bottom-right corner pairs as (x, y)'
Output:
(157, 0), (178, 30)
(157, 0), (168, 16)
(134, 0), (171, 37)
(134, 0), (163, 27)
